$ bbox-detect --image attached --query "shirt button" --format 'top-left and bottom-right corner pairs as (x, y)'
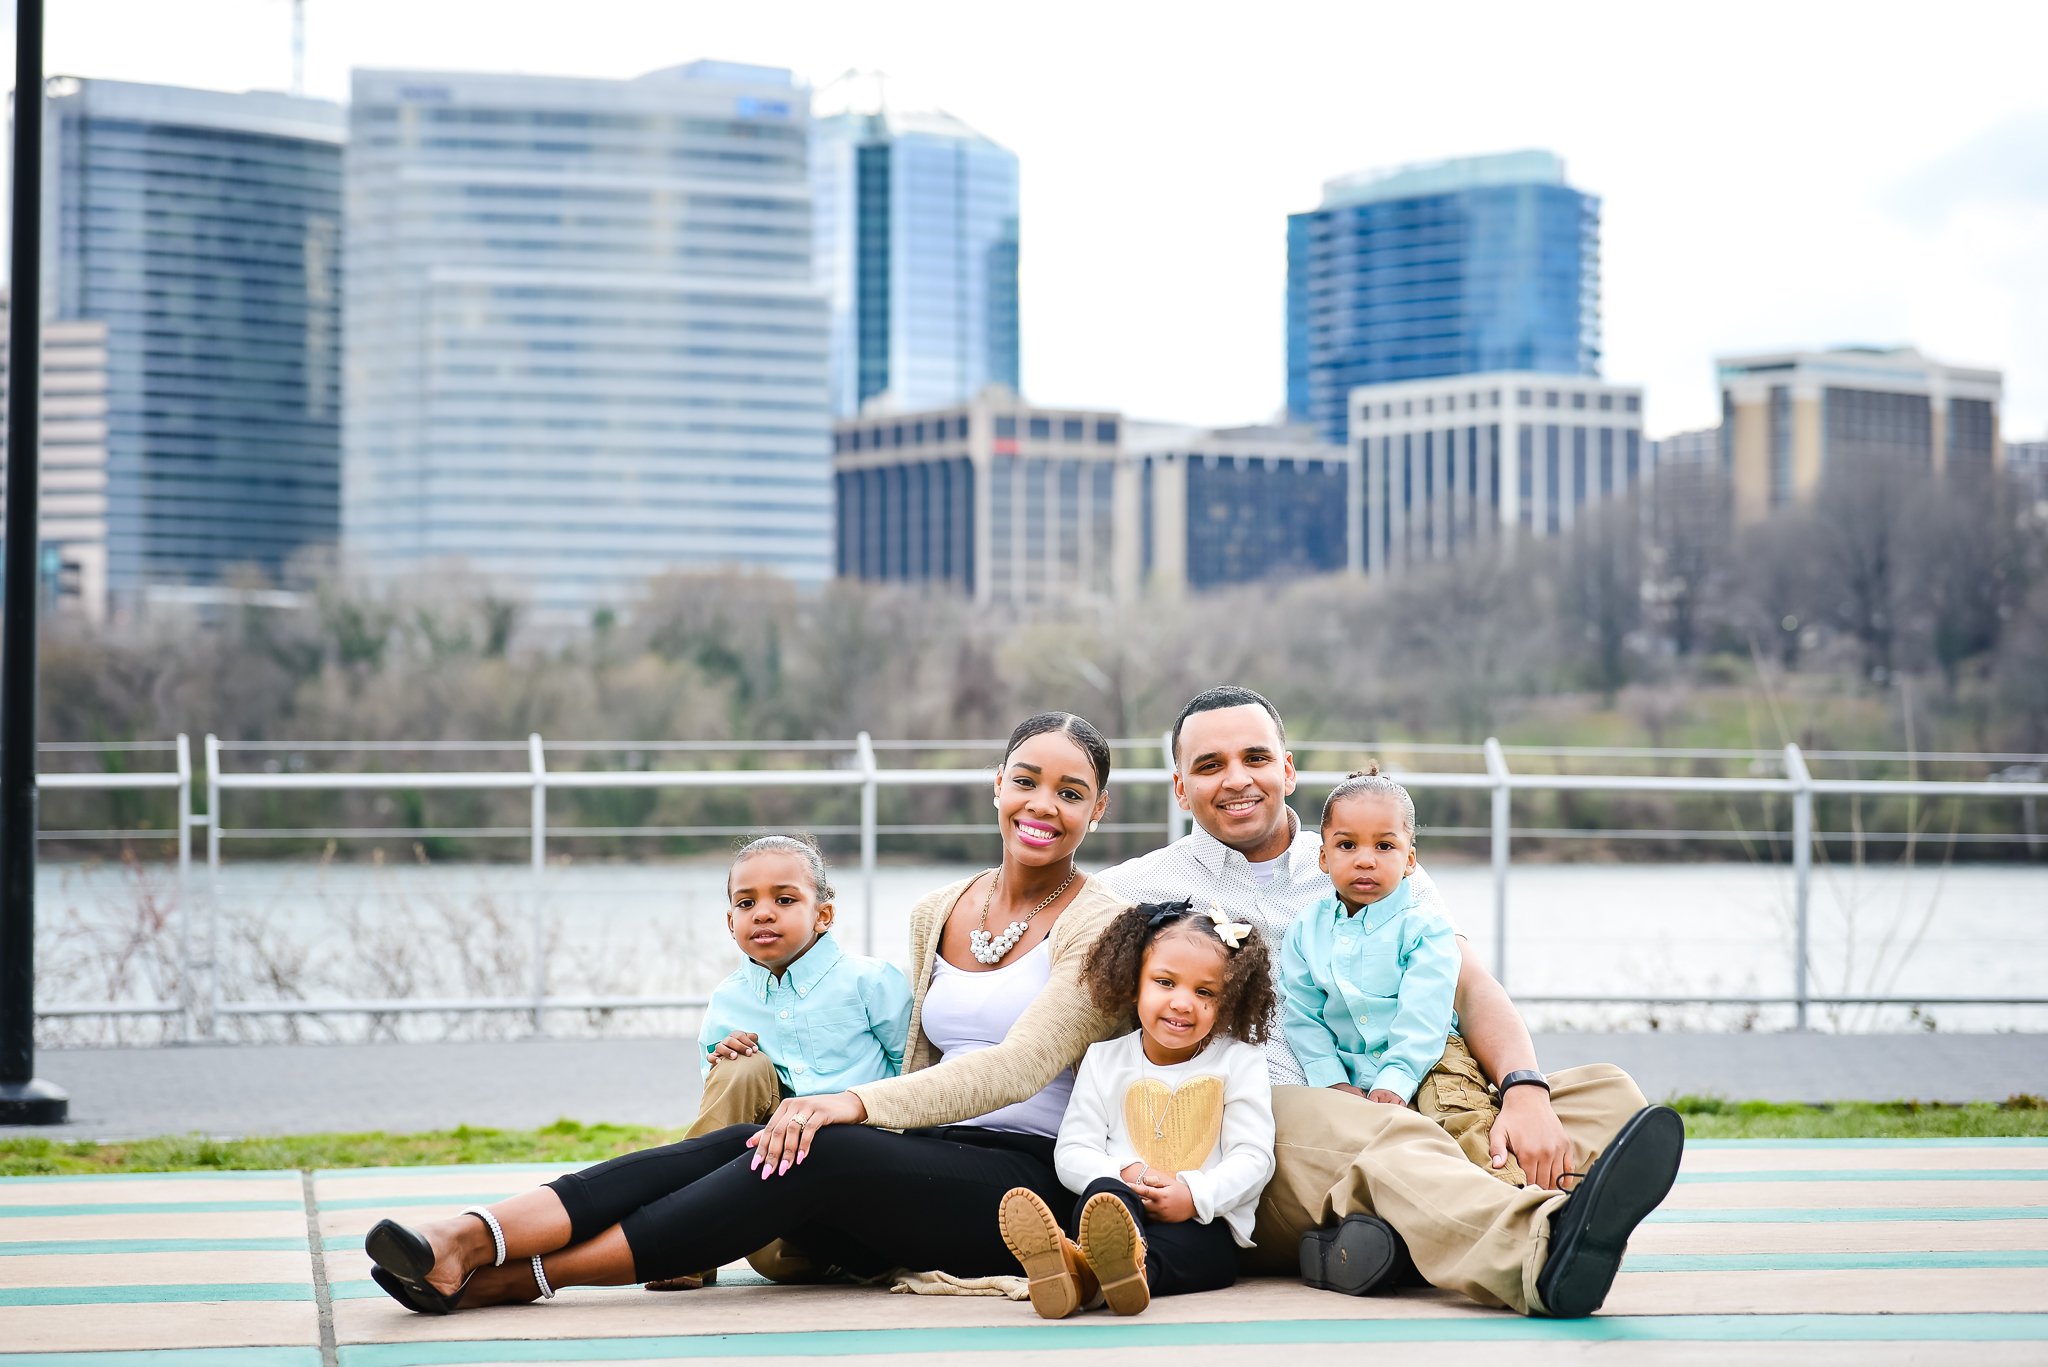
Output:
(779, 1010), (791, 1020)
(792, 1062), (807, 1074)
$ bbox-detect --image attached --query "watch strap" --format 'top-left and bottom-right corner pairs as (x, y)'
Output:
(1497, 1069), (1551, 1096)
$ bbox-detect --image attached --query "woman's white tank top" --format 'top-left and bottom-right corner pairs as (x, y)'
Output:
(920, 938), (1075, 1137)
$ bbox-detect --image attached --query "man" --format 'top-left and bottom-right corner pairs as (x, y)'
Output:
(1095, 685), (1680, 1316)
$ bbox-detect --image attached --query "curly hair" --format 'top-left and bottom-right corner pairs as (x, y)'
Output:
(1081, 900), (1277, 1045)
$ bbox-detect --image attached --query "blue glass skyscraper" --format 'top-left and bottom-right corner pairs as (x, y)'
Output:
(814, 100), (1019, 417)
(35, 78), (344, 600)
(344, 63), (832, 618)
(1287, 151), (1601, 444)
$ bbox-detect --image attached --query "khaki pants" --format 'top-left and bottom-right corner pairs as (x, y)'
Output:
(1247, 1062), (1646, 1314)
(1415, 1033), (1525, 1186)
(684, 1050), (822, 1283)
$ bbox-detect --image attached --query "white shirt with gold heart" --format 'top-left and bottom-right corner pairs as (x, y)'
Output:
(1053, 1031), (1276, 1247)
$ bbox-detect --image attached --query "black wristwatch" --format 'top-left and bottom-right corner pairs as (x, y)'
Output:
(1497, 1069), (1551, 1097)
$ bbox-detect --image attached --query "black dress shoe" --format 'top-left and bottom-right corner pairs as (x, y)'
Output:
(1299, 1212), (1411, 1295)
(1534, 1104), (1685, 1318)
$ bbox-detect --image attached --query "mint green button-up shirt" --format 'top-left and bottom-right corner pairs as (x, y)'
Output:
(698, 933), (912, 1097)
(1278, 877), (1458, 1102)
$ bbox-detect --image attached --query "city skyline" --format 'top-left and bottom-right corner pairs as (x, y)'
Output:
(7, 0), (2041, 442)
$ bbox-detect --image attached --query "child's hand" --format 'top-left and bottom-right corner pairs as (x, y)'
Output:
(710, 1031), (760, 1063)
(1136, 1171), (1197, 1223)
(1330, 1082), (1368, 1098)
(1367, 1089), (1406, 1106)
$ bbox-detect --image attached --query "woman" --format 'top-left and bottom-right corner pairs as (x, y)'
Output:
(366, 711), (1132, 1312)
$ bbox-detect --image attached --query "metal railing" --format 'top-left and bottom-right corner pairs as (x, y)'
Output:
(31, 734), (2048, 1035)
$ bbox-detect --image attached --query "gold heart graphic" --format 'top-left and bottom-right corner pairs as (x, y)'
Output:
(1122, 1074), (1225, 1174)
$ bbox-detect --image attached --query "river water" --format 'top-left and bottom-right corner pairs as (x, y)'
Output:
(31, 857), (2047, 1043)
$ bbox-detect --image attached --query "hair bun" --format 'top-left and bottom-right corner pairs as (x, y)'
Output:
(1348, 762), (1382, 779)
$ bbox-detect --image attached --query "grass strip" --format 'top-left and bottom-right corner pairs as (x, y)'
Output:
(4, 1100), (2046, 1177)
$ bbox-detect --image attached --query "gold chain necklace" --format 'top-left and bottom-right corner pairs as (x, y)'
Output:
(968, 866), (1076, 965)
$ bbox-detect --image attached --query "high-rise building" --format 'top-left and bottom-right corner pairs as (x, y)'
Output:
(345, 63), (832, 618)
(1650, 427), (1719, 469)
(1289, 151), (1601, 445)
(0, 297), (112, 621)
(1125, 422), (1353, 593)
(1348, 373), (1646, 575)
(813, 92), (1019, 417)
(833, 390), (1118, 604)
(35, 77), (343, 602)
(1716, 347), (2002, 522)
(2006, 436), (2047, 507)
(834, 398), (1358, 602)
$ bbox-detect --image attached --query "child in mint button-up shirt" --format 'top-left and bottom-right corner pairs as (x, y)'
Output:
(698, 835), (912, 1098)
(1281, 767), (1517, 1182)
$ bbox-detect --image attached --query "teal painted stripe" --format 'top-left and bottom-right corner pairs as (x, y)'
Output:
(1650, 1205), (2048, 1223)
(1630, 1250), (2048, 1271)
(0, 1169), (300, 1186)
(1687, 1138), (2048, 1149)
(322, 1193), (518, 1211)
(0, 1237), (307, 1255)
(0, 1351), (322, 1367)
(0, 1282), (309, 1307)
(0, 1200), (301, 1217)
(332, 1314), (2048, 1363)
(331, 1279), (385, 1301)
(313, 1163), (566, 1179)
(1679, 1168), (2048, 1183)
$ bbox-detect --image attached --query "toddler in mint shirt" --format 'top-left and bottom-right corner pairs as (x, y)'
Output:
(1281, 766), (1522, 1184)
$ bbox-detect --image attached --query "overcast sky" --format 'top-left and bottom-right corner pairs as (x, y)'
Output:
(10, 0), (2048, 438)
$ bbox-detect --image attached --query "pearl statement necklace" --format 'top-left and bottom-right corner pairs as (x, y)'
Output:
(969, 867), (1077, 965)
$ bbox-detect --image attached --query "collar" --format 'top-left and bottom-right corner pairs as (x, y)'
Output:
(1185, 805), (1306, 879)
(1328, 875), (1414, 935)
(741, 930), (843, 1000)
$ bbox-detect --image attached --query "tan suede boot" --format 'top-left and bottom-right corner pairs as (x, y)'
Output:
(998, 1188), (1099, 1319)
(1079, 1190), (1150, 1316)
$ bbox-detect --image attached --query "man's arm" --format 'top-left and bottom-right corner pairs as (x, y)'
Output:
(1453, 943), (1571, 1190)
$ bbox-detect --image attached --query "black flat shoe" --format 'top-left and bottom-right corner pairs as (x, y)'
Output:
(1534, 1104), (1685, 1318)
(365, 1218), (476, 1315)
(1299, 1212), (1410, 1296)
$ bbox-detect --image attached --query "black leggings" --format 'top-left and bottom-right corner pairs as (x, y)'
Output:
(546, 1123), (1068, 1283)
(1070, 1177), (1239, 1297)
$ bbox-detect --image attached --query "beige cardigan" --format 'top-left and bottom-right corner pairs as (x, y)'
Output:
(849, 874), (1130, 1132)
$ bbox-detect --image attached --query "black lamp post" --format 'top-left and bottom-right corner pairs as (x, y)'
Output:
(0, 0), (67, 1125)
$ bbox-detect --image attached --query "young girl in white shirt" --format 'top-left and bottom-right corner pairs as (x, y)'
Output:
(998, 899), (1276, 1319)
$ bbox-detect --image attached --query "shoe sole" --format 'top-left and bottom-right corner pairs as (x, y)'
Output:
(1299, 1214), (1403, 1296)
(365, 1218), (470, 1315)
(1079, 1192), (1150, 1316)
(1540, 1105), (1685, 1318)
(998, 1188), (1080, 1320)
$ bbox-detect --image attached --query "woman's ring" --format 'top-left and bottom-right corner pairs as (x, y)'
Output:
(795, 1114), (810, 1127)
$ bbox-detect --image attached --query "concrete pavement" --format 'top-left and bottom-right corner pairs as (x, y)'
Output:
(2, 1031), (2042, 1142)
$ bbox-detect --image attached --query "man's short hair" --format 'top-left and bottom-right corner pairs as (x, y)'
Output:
(1169, 685), (1286, 764)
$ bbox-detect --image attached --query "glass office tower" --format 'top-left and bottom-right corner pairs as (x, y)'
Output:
(345, 63), (832, 619)
(35, 78), (344, 601)
(1288, 150), (1601, 445)
(814, 104), (1019, 417)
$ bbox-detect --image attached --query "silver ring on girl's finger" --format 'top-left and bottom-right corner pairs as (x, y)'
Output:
(794, 1115), (810, 1128)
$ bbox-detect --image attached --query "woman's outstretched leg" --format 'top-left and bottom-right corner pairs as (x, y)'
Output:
(368, 1125), (758, 1312)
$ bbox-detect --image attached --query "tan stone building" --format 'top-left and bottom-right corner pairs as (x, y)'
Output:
(0, 297), (111, 622)
(1716, 347), (2002, 522)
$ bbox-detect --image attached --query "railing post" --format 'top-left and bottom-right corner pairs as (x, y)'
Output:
(174, 734), (192, 1044)
(203, 734), (222, 1040)
(1484, 737), (1511, 988)
(529, 733), (548, 1036)
(856, 732), (878, 958)
(1162, 730), (1187, 842)
(1784, 742), (1813, 1031)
